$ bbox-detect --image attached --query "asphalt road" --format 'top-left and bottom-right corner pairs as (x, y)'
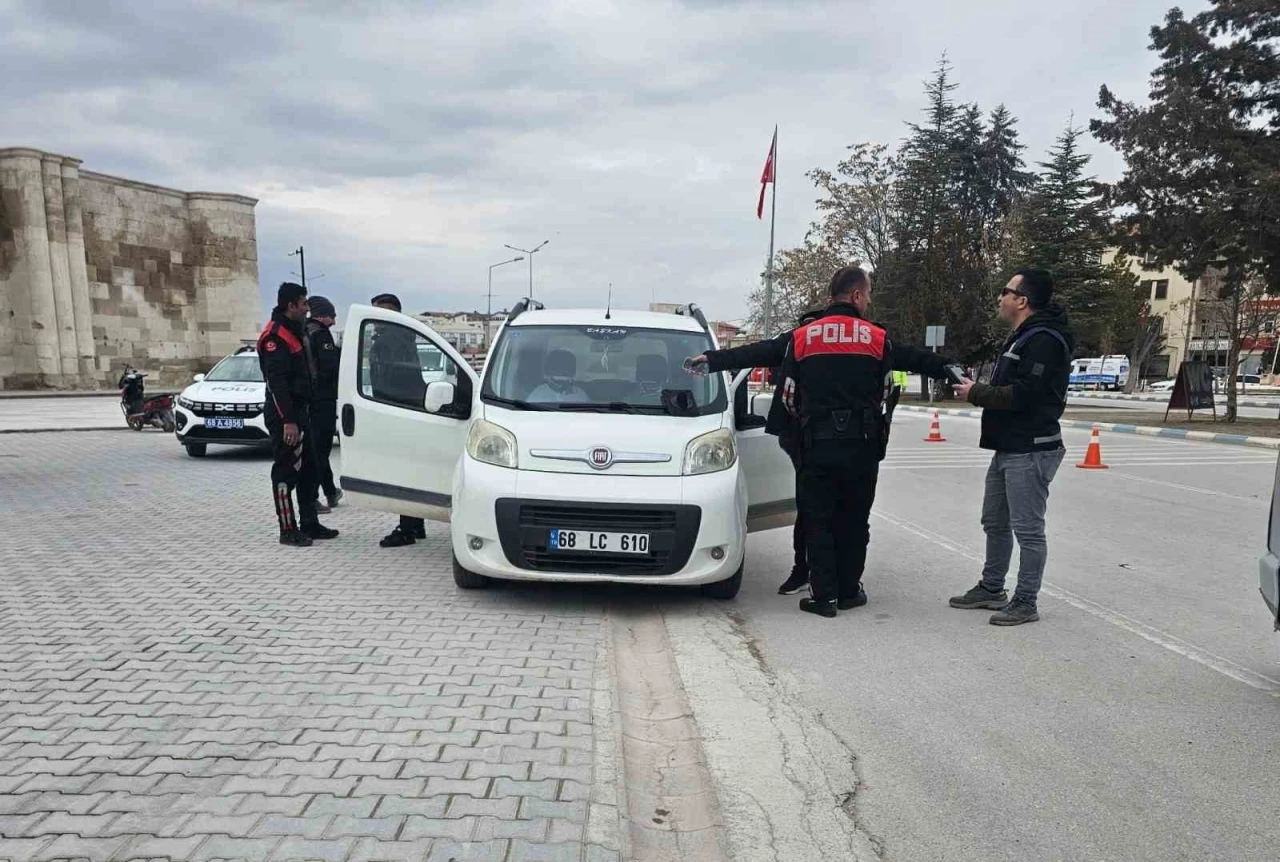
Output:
(732, 411), (1280, 862)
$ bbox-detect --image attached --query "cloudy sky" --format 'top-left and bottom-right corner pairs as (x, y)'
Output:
(1, 0), (1202, 325)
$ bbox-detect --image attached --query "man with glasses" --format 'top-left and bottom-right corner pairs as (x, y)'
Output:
(951, 268), (1075, 626)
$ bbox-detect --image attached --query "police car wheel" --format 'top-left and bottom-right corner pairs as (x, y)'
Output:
(452, 554), (491, 590)
(700, 561), (743, 600)
(184, 443), (207, 458)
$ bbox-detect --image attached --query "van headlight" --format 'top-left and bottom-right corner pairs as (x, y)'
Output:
(467, 419), (518, 469)
(683, 428), (736, 475)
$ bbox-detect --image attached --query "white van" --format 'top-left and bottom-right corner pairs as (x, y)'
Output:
(336, 300), (796, 599)
(1068, 355), (1130, 391)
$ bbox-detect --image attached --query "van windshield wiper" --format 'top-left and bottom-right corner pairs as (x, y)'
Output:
(482, 395), (549, 411)
(555, 402), (644, 414)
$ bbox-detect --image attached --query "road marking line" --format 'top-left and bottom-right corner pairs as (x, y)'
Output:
(872, 509), (1280, 697)
(1104, 471), (1269, 502)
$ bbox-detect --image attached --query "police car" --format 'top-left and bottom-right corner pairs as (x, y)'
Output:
(174, 346), (269, 457)
(337, 299), (797, 598)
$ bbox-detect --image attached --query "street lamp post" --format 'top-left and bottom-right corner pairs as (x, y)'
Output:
(503, 240), (550, 298)
(487, 256), (524, 349)
(287, 246), (306, 287)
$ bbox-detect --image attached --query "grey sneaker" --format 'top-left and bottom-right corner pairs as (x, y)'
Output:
(990, 600), (1040, 626)
(949, 583), (1008, 609)
(313, 500), (332, 515)
(327, 489), (344, 508)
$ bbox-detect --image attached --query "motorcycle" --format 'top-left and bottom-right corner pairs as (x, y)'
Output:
(118, 366), (176, 432)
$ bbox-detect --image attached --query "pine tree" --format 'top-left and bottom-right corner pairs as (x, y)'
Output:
(1092, 1), (1280, 420)
(1013, 123), (1125, 354)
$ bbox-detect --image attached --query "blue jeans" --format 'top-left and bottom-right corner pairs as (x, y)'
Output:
(979, 449), (1064, 606)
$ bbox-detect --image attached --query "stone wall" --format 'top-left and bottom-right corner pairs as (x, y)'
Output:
(0, 147), (259, 390)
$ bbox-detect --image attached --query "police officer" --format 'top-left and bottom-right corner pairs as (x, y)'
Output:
(770, 307), (825, 597)
(691, 266), (952, 617)
(259, 282), (338, 546)
(368, 292), (429, 548)
(305, 296), (342, 512)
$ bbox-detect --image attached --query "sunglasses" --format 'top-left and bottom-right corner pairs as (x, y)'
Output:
(999, 288), (1027, 299)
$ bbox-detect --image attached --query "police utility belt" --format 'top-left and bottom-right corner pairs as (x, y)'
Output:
(803, 407), (883, 444)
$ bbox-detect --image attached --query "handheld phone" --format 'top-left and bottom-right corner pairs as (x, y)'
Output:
(945, 365), (968, 385)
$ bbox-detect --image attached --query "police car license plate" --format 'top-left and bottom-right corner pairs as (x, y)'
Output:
(207, 417), (244, 430)
(548, 529), (649, 555)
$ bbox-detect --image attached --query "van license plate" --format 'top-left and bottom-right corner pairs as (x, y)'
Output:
(548, 529), (649, 555)
(207, 417), (244, 430)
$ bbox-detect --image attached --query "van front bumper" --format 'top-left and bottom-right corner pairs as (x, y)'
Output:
(450, 457), (745, 586)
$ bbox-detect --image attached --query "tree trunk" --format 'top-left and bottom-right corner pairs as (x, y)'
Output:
(1224, 268), (1243, 423)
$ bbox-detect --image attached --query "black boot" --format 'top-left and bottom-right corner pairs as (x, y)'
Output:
(301, 522), (339, 540)
(380, 526), (417, 547)
(837, 585), (868, 610)
(799, 597), (837, 618)
(279, 530), (314, 547)
(777, 568), (809, 595)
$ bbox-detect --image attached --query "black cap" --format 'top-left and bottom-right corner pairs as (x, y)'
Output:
(370, 292), (402, 312)
(307, 296), (336, 319)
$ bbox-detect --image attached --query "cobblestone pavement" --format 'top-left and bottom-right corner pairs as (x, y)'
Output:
(0, 432), (622, 862)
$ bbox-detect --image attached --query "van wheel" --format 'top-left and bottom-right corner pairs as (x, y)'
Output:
(185, 443), (207, 458)
(453, 554), (491, 590)
(700, 561), (743, 600)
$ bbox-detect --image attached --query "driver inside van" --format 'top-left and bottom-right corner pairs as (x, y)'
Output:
(635, 353), (668, 397)
(528, 349), (588, 403)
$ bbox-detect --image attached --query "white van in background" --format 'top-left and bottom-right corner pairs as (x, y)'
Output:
(1069, 355), (1130, 391)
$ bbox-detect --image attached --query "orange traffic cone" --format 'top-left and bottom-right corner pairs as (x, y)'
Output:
(1076, 427), (1109, 469)
(923, 410), (947, 443)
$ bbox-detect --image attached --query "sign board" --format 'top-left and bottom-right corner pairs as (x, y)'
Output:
(925, 325), (946, 348)
(1164, 361), (1217, 421)
(1189, 338), (1231, 352)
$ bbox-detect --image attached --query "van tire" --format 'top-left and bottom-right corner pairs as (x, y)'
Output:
(700, 561), (743, 600)
(453, 554), (491, 590)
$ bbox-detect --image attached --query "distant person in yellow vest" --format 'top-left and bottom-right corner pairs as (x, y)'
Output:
(892, 369), (909, 392)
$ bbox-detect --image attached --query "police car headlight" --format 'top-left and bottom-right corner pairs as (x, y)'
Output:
(683, 428), (736, 475)
(467, 419), (518, 469)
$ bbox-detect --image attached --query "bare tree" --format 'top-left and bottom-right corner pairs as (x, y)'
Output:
(1194, 271), (1280, 408)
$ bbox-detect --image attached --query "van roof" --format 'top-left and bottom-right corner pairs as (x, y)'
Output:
(506, 307), (707, 333)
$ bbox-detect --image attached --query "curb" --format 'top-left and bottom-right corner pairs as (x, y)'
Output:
(0, 390), (118, 399)
(897, 404), (1280, 450)
(609, 607), (731, 862)
(1070, 391), (1280, 409)
(0, 426), (128, 435)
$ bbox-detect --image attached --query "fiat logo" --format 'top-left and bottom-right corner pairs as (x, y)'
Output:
(589, 447), (613, 469)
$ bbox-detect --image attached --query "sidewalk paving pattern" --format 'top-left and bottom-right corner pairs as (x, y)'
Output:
(0, 431), (621, 862)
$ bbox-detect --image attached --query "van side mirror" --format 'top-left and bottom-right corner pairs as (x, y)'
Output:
(424, 381), (455, 413)
(193, 373), (205, 382)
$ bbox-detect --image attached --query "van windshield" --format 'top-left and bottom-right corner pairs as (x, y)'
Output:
(481, 324), (726, 416)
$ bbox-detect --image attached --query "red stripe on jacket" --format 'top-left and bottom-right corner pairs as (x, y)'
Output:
(792, 316), (886, 361)
(257, 321), (303, 353)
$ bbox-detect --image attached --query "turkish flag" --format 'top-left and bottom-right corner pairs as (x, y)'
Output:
(757, 127), (776, 219)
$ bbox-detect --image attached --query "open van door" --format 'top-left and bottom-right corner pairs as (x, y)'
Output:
(730, 369), (797, 532)
(337, 304), (479, 522)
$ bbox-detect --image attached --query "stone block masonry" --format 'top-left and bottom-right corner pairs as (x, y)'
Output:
(0, 147), (260, 390)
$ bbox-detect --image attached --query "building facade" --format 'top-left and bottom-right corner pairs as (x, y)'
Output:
(0, 147), (260, 390)
(1105, 250), (1200, 379)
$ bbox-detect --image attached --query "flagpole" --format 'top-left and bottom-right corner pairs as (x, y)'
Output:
(763, 126), (777, 337)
